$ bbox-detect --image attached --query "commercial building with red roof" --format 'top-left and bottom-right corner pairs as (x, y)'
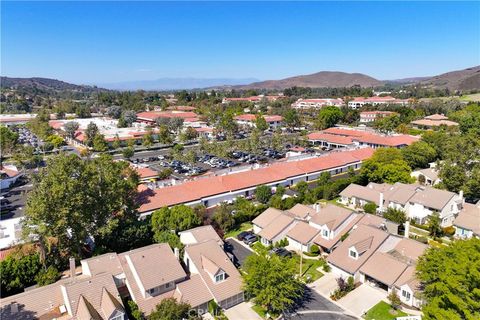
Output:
(137, 148), (374, 216)
(348, 96), (409, 109)
(292, 98), (344, 109)
(137, 111), (204, 127)
(359, 111), (397, 123)
(222, 95), (282, 104)
(308, 127), (419, 149)
(234, 114), (283, 130)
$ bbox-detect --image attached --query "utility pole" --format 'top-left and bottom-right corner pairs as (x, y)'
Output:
(299, 245), (303, 278)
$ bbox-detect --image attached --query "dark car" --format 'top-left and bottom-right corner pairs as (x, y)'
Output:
(243, 234), (258, 245)
(237, 231), (252, 241)
(224, 241), (234, 252)
(271, 247), (292, 258)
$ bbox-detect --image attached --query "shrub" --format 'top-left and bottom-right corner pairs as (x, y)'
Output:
(35, 266), (60, 286)
(388, 291), (402, 310)
(323, 264), (331, 272)
(363, 202), (377, 214)
(309, 244), (320, 255)
(442, 226), (456, 236)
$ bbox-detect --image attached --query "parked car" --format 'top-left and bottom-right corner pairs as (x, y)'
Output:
(270, 247), (292, 258)
(237, 231), (253, 241)
(243, 234), (258, 245)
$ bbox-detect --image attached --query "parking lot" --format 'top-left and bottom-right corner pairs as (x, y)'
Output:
(10, 126), (44, 152)
(126, 145), (312, 181)
(0, 176), (32, 220)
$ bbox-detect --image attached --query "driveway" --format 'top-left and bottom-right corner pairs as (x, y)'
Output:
(284, 289), (356, 320)
(309, 272), (339, 297)
(225, 238), (254, 267)
(224, 301), (262, 320)
(337, 283), (387, 317)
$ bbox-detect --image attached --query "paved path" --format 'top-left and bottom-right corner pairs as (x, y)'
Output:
(338, 283), (387, 318)
(224, 302), (262, 320)
(225, 238), (254, 267)
(284, 289), (356, 319)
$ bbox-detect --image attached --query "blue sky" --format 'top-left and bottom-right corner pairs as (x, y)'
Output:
(1, 1), (479, 85)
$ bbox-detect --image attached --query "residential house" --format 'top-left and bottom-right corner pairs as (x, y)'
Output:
(183, 240), (244, 309)
(326, 224), (390, 281)
(0, 272), (127, 320)
(359, 237), (427, 308)
(411, 167), (441, 186)
(340, 182), (464, 227)
(453, 202), (480, 239)
(309, 205), (360, 253)
(179, 225), (223, 247)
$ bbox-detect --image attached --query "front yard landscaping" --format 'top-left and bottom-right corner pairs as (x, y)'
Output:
(364, 301), (408, 320)
(292, 254), (325, 282)
(224, 222), (253, 239)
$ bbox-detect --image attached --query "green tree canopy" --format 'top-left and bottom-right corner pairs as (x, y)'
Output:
(243, 253), (304, 314)
(315, 106), (343, 130)
(24, 154), (139, 259)
(151, 205), (201, 236)
(0, 126), (19, 156)
(255, 114), (269, 131)
(416, 238), (480, 320)
(359, 148), (414, 184)
(401, 141), (437, 169)
(255, 185), (272, 204)
(149, 298), (193, 320)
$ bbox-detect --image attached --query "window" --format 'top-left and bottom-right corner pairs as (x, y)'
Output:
(402, 290), (411, 300)
(165, 282), (171, 289)
(109, 312), (124, 320)
(349, 249), (357, 259)
(215, 273), (225, 283)
(322, 229), (329, 238)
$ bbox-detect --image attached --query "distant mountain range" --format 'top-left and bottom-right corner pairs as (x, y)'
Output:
(97, 78), (260, 90)
(227, 66), (480, 90)
(230, 71), (383, 89)
(0, 76), (101, 92)
(2, 66), (479, 91)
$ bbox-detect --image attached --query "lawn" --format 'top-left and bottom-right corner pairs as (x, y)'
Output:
(224, 222), (253, 239)
(364, 301), (408, 320)
(292, 254), (325, 282)
(460, 93), (480, 102)
(251, 304), (278, 319)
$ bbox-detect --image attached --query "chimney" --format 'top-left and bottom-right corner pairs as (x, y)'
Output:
(459, 190), (464, 202)
(378, 192), (384, 212)
(404, 220), (410, 239)
(69, 257), (76, 281)
(10, 303), (18, 314)
(174, 247), (180, 260)
(315, 203), (320, 213)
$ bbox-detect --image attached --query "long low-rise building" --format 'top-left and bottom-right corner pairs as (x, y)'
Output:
(308, 127), (419, 149)
(137, 148), (374, 216)
(348, 96), (409, 109)
(292, 98), (344, 109)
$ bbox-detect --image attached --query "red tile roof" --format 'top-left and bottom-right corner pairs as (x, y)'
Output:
(307, 133), (354, 145)
(137, 111), (198, 122)
(309, 128), (419, 147)
(137, 148), (374, 212)
(135, 167), (159, 179)
(234, 114), (283, 122)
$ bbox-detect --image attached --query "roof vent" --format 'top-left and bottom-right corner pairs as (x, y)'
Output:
(59, 305), (67, 314)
